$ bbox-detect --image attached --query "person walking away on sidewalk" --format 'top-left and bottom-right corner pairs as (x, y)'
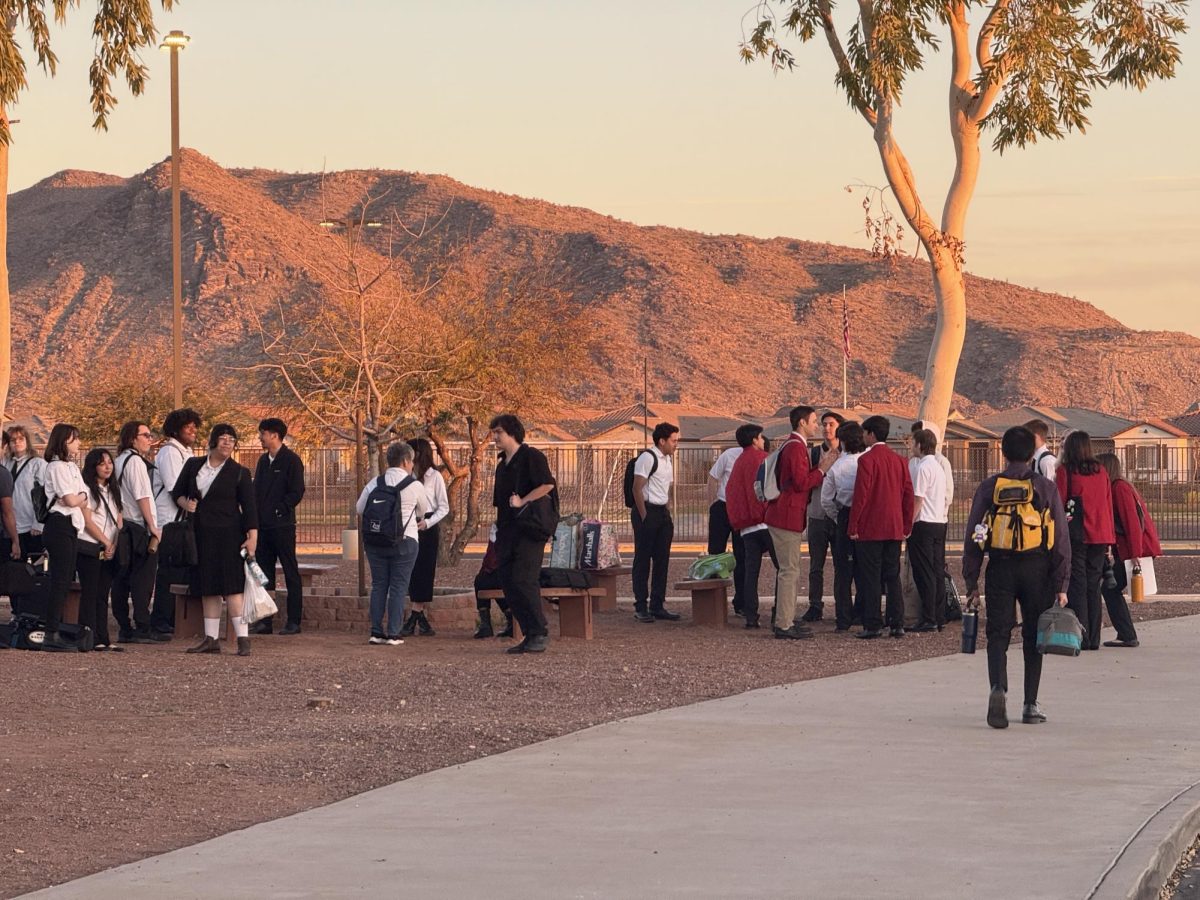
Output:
(963, 426), (1070, 728)
(724, 424), (775, 630)
(399, 437), (448, 638)
(800, 410), (845, 623)
(765, 405), (836, 640)
(78, 448), (123, 651)
(820, 421), (864, 632)
(850, 416), (913, 639)
(252, 418), (306, 635)
(1056, 431), (1115, 651)
(491, 414), (557, 653)
(631, 422), (681, 623)
(908, 428), (950, 633)
(706, 436), (745, 615)
(1096, 452), (1159, 649)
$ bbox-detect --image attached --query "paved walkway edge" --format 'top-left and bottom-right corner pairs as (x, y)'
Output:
(1094, 782), (1200, 900)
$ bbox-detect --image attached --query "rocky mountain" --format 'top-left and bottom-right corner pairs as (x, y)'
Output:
(8, 149), (1199, 419)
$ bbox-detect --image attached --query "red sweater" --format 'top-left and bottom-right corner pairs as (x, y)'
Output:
(725, 446), (768, 532)
(1111, 479), (1161, 561)
(764, 435), (824, 533)
(1056, 466), (1116, 545)
(849, 442), (914, 541)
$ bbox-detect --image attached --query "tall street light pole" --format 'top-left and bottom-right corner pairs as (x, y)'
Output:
(319, 217), (382, 597)
(160, 29), (190, 408)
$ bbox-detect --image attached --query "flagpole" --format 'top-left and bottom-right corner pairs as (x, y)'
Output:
(842, 285), (848, 408)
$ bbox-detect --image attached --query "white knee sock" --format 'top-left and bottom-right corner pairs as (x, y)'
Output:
(233, 616), (248, 638)
(203, 618), (220, 639)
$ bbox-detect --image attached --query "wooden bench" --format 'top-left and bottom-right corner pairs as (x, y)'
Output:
(282, 563), (338, 590)
(585, 565), (632, 613)
(477, 587), (595, 640)
(674, 578), (733, 628)
(171, 584), (239, 647)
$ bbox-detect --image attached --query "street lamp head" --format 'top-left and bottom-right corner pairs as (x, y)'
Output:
(160, 30), (191, 51)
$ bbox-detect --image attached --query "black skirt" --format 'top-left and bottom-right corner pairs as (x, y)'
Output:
(193, 523), (247, 597)
(410, 523), (440, 603)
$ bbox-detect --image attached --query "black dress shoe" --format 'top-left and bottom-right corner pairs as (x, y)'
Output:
(908, 623), (936, 633)
(249, 620), (272, 635)
(744, 619), (760, 629)
(889, 626), (906, 638)
(1021, 702), (1047, 724)
(634, 610), (654, 623)
(988, 687), (1008, 729)
(857, 629), (883, 640)
(129, 631), (158, 644)
(834, 625), (851, 633)
(149, 631), (173, 642)
(505, 637), (530, 654)
(279, 623), (302, 635)
(522, 634), (549, 653)
(116, 630), (135, 644)
(1102, 639), (1139, 648)
(773, 625), (813, 640)
(800, 606), (823, 623)
(650, 608), (681, 621)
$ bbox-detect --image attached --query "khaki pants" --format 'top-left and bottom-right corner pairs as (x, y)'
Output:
(769, 526), (804, 627)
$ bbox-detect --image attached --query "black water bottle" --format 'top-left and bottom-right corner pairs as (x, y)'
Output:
(961, 605), (979, 654)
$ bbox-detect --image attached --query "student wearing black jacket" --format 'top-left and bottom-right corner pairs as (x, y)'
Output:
(251, 418), (306, 635)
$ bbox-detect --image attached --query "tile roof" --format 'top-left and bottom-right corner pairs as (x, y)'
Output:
(1167, 412), (1200, 437)
(978, 406), (1135, 439)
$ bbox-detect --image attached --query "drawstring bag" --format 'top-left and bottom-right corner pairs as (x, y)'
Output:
(1036, 604), (1084, 657)
(688, 552), (735, 581)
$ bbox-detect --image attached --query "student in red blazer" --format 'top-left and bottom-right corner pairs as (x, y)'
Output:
(764, 406), (836, 639)
(1096, 453), (1160, 648)
(1055, 432), (1116, 650)
(850, 416), (915, 638)
(725, 425), (775, 629)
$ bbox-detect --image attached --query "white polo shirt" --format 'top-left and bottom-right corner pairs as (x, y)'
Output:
(634, 447), (673, 506)
(913, 454), (949, 525)
(708, 447), (743, 503)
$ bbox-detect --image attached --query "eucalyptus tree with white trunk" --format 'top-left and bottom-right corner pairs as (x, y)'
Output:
(743, 0), (1187, 432)
(0, 0), (177, 422)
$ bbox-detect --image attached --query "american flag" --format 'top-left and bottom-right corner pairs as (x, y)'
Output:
(841, 290), (851, 360)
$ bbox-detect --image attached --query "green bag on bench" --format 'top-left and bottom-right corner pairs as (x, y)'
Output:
(688, 552), (735, 581)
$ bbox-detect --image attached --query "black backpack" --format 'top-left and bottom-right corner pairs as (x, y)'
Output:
(31, 480), (52, 525)
(360, 474), (417, 547)
(622, 450), (659, 509)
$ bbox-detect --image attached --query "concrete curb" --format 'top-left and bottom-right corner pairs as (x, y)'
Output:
(1091, 781), (1200, 900)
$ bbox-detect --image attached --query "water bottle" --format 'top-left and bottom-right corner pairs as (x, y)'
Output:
(1130, 563), (1145, 603)
(241, 549), (269, 588)
(961, 604), (979, 654)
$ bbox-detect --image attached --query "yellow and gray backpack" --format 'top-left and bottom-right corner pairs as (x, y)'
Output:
(983, 477), (1053, 554)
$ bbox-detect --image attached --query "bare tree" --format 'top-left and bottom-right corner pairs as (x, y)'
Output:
(742, 1), (1187, 431)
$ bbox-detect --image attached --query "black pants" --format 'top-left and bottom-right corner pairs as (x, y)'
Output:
(112, 545), (158, 636)
(499, 530), (548, 638)
(76, 553), (115, 646)
(474, 569), (508, 613)
(985, 553), (1054, 704)
(256, 525), (303, 628)
(854, 539), (902, 632)
(18, 532), (44, 562)
(909, 521), (948, 628)
(805, 516), (834, 610)
(1067, 541), (1105, 650)
(708, 501), (745, 610)
(410, 523), (440, 604)
(632, 505), (673, 612)
(41, 513), (78, 633)
(150, 561), (191, 633)
(832, 508), (857, 629)
(1100, 549), (1139, 644)
(738, 528), (778, 626)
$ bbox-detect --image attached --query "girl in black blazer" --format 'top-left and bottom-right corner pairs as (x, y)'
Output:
(172, 424), (258, 656)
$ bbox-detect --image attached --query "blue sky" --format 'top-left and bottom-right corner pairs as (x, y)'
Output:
(9, 0), (1199, 336)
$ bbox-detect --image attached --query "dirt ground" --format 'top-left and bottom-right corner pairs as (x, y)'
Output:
(1, 554), (1197, 898)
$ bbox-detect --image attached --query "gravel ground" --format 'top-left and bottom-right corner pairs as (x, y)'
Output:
(2, 554), (1197, 898)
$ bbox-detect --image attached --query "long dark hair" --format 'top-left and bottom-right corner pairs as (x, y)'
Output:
(1096, 451), (1123, 484)
(43, 423), (80, 462)
(82, 448), (123, 512)
(1060, 431), (1101, 476)
(407, 437), (436, 481)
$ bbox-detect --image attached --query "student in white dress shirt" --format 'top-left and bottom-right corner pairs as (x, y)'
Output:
(400, 438), (445, 637)
(78, 448), (125, 650)
(41, 424), (89, 650)
(112, 421), (162, 643)
(5, 425), (48, 561)
(150, 407), (202, 636)
(706, 439), (745, 614)
(631, 423), (681, 623)
(908, 428), (951, 632)
(820, 421), (866, 631)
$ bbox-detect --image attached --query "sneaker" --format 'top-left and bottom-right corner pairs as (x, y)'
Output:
(368, 635), (386, 645)
(386, 636), (404, 646)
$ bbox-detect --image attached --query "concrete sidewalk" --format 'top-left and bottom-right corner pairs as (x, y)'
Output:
(31, 617), (1200, 900)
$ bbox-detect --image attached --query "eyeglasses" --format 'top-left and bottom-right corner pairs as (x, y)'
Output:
(138, 432), (154, 439)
